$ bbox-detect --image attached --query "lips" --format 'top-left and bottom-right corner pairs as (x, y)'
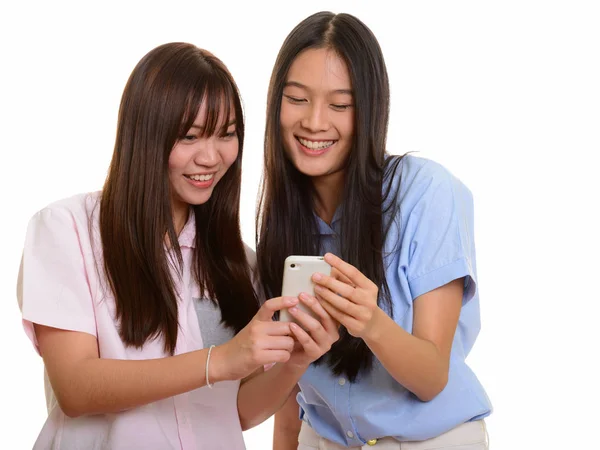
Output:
(295, 137), (337, 157)
(183, 172), (216, 189)
(296, 136), (336, 150)
(185, 173), (214, 182)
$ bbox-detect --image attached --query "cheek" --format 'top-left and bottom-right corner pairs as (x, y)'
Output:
(279, 103), (297, 132)
(222, 142), (239, 169)
(167, 157), (177, 171)
(341, 115), (354, 140)
(168, 146), (185, 170)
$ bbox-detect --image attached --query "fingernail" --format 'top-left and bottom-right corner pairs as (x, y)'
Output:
(313, 273), (322, 281)
(299, 293), (311, 302)
(314, 285), (323, 292)
(287, 297), (298, 305)
(289, 307), (298, 314)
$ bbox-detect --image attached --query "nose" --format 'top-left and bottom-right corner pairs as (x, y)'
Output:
(194, 137), (220, 167)
(301, 102), (329, 133)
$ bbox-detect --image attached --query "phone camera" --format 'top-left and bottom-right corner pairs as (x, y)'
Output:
(290, 264), (296, 268)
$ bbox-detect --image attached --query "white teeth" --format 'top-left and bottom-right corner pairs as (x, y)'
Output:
(188, 174), (214, 181)
(298, 138), (334, 150)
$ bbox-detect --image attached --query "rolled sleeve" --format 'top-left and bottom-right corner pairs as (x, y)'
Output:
(404, 163), (478, 304)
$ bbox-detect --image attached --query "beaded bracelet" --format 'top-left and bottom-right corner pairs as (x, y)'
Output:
(205, 345), (216, 389)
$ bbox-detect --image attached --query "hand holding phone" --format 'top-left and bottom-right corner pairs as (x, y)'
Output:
(279, 255), (331, 325)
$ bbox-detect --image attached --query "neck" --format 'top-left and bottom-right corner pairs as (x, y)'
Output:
(312, 171), (345, 225)
(172, 201), (189, 236)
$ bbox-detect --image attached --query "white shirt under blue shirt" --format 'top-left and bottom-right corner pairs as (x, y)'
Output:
(296, 154), (493, 446)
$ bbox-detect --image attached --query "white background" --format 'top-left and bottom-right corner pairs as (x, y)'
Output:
(1, 1), (599, 448)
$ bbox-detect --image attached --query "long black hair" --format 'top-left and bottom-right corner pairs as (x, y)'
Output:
(257, 12), (403, 381)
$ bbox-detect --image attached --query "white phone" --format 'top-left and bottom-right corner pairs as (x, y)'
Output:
(279, 255), (332, 325)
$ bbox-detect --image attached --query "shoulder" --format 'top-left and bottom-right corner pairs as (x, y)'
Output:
(243, 243), (266, 302)
(26, 192), (102, 241)
(243, 243), (259, 281)
(391, 154), (472, 208)
(244, 243), (256, 263)
(32, 192), (101, 221)
(400, 154), (464, 189)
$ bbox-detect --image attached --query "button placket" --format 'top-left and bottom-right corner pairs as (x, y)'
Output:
(336, 374), (360, 447)
(174, 396), (195, 448)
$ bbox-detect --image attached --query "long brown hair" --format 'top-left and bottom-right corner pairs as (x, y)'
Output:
(100, 42), (258, 354)
(256, 12), (403, 382)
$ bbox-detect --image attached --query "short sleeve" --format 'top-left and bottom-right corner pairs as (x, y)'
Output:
(17, 207), (97, 354)
(403, 162), (477, 304)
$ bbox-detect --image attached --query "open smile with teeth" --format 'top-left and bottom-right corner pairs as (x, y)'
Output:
(297, 137), (336, 150)
(185, 174), (214, 181)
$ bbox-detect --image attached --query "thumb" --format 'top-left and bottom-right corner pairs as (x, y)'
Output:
(255, 296), (298, 321)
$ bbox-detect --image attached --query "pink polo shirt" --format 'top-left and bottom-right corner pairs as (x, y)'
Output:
(17, 192), (247, 449)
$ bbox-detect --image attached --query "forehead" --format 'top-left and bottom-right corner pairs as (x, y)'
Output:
(192, 95), (235, 124)
(286, 48), (351, 91)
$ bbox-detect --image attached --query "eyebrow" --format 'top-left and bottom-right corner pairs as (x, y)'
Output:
(190, 119), (236, 130)
(284, 81), (353, 96)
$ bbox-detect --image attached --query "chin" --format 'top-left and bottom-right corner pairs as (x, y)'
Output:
(182, 192), (214, 206)
(191, 196), (213, 206)
(290, 157), (331, 177)
(297, 167), (329, 178)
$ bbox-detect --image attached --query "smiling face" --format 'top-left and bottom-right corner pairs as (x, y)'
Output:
(168, 98), (238, 226)
(280, 48), (355, 183)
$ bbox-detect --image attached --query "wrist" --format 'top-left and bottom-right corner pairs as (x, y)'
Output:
(362, 307), (388, 344)
(206, 344), (229, 384)
(281, 360), (309, 378)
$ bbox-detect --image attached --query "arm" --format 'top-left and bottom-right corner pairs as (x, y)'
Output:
(362, 279), (462, 401)
(314, 253), (462, 402)
(237, 292), (339, 430)
(237, 364), (302, 431)
(273, 384), (302, 450)
(37, 296), (299, 418)
(20, 210), (298, 418)
(35, 324), (217, 417)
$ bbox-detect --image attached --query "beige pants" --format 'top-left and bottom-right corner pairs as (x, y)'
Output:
(298, 420), (489, 450)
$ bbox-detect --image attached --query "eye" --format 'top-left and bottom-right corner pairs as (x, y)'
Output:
(182, 134), (197, 142)
(331, 104), (352, 111)
(220, 130), (237, 140)
(283, 94), (307, 104)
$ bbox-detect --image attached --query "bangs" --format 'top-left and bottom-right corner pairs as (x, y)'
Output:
(179, 71), (237, 138)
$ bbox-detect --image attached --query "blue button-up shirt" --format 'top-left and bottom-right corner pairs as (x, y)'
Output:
(297, 155), (492, 445)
